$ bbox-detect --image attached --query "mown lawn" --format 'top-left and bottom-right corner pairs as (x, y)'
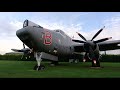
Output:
(0, 60), (120, 78)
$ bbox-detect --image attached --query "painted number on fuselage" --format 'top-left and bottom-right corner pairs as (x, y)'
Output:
(44, 31), (52, 45)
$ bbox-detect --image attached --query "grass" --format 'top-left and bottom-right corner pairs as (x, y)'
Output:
(0, 60), (120, 78)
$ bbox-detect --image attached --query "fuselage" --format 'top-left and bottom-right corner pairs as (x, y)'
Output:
(16, 26), (79, 58)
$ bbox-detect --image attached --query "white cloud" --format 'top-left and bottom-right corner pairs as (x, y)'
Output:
(0, 37), (23, 55)
(100, 16), (120, 54)
(0, 18), (23, 55)
(10, 20), (23, 30)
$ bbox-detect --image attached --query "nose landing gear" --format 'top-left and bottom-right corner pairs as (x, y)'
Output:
(34, 52), (45, 71)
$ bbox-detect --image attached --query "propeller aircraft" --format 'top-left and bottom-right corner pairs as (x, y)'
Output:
(11, 20), (120, 70)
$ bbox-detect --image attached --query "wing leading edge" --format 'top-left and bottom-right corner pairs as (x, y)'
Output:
(73, 40), (120, 53)
(98, 40), (120, 51)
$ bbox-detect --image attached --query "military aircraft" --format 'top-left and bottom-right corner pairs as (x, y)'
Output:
(11, 19), (120, 70)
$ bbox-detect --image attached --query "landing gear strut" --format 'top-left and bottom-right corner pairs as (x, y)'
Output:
(34, 52), (45, 70)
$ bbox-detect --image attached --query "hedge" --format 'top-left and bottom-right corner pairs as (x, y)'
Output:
(0, 54), (120, 62)
(0, 55), (35, 61)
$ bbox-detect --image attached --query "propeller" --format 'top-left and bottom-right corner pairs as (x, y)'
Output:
(72, 26), (112, 61)
(11, 43), (32, 59)
(73, 26), (107, 43)
(91, 26), (105, 41)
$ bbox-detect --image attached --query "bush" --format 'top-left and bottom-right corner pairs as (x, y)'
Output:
(0, 54), (120, 62)
(0, 54), (35, 61)
(100, 54), (120, 62)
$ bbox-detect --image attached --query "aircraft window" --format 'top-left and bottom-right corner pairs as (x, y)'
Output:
(55, 30), (60, 32)
(23, 20), (28, 28)
(33, 25), (43, 28)
(59, 30), (65, 36)
(54, 30), (66, 37)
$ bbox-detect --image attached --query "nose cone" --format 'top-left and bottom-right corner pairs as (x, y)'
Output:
(16, 26), (40, 50)
(16, 27), (34, 49)
(16, 27), (29, 39)
(16, 26), (34, 42)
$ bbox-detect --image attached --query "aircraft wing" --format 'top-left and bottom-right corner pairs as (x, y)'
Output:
(73, 40), (120, 53)
(98, 40), (120, 51)
(73, 43), (85, 53)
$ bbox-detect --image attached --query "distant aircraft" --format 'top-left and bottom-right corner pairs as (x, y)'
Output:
(11, 20), (120, 70)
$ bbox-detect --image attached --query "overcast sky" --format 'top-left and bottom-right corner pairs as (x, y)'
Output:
(0, 12), (120, 55)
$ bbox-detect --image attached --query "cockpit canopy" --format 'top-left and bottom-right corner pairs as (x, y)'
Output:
(54, 29), (66, 36)
(23, 19), (43, 28)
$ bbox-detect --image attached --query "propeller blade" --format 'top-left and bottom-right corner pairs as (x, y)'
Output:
(76, 32), (87, 41)
(94, 37), (112, 43)
(72, 39), (86, 43)
(23, 43), (25, 49)
(91, 26), (105, 41)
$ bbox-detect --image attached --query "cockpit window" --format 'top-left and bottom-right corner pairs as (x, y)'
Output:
(23, 20), (28, 28)
(23, 19), (43, 28)
(55, 30), (60, 32)
(54, 29), (66, 37)
(59, 30), (65, 35)
(54, 29), (65, 34)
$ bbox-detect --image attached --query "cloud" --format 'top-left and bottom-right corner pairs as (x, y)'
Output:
(0, 37), (23, 55)
(0, 15), (23, 55)
(100, 16), (120, 54)
(0, 19), (22, 38)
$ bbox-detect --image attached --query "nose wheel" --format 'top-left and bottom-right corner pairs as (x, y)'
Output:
(34, 52), (45, 71)
(34, 64), (45, 70)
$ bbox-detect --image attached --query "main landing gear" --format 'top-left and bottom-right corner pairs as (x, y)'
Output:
(91, 59), (101, 68)
(34, 52), (45, 71)
(84, 54), (101, 68)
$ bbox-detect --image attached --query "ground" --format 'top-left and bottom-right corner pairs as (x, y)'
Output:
(0, 60), (120, 78)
